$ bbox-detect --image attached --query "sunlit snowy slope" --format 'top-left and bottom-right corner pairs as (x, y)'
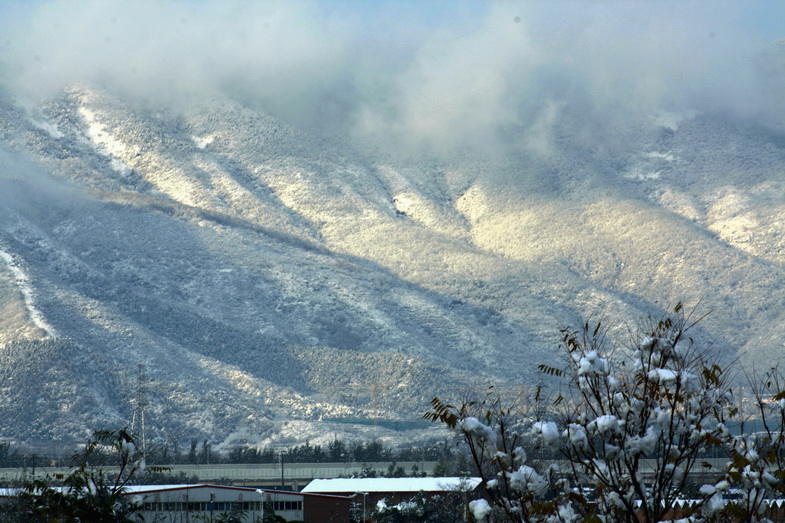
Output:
(1, 82), (785, 447)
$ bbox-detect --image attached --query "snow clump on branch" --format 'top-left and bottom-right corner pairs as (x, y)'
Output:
(459, 417), (497, 450)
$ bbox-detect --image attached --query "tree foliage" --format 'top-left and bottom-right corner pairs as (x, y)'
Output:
(13, 428), (156, 522)
(368, 491), (467, 523)
(426, 305), (785, 522)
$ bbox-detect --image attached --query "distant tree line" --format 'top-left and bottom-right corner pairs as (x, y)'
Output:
(0, 436), (470, 479)
(0, 442), (48, 470)
(144, 436), (463, 467)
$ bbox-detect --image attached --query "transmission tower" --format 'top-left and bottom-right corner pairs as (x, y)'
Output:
(131, 363), (149, 456)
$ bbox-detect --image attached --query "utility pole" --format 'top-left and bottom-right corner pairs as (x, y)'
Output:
(280, 451), (285, 488)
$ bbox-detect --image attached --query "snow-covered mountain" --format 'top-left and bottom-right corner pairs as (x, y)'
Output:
(1, 79), (785, 448)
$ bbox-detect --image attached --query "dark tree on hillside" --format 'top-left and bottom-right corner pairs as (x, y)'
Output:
(328, 437), (347, 461)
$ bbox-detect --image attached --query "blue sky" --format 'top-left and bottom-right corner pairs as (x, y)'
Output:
(738, 0), (785, 41)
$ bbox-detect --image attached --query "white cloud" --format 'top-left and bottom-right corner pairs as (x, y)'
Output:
(1, 1), (782, 159)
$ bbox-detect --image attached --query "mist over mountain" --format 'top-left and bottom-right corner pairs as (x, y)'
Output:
(1, 1), (784, 448)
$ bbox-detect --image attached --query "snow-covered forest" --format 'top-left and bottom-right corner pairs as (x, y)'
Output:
(0, 2), (784, 453)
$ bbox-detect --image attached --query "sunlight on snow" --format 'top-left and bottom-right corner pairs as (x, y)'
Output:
(0, 250), (58, 337)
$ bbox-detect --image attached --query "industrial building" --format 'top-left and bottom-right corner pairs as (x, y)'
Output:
(124, 484), (351, 522)
(1, 484), (351, 522)
(302, 476), (483, 519)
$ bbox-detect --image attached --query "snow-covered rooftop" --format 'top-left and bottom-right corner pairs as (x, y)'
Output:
(301, 477), (481, 494)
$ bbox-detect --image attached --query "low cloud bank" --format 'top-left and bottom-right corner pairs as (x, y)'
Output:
(1, 1), (783, 160)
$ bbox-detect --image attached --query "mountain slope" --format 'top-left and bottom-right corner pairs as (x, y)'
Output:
(1, 85), (785, 447)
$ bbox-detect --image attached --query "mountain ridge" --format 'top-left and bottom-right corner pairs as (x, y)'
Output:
(1, 83), (785, 448)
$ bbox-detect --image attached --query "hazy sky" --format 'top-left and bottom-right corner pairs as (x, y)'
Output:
(1, 0), (783, 158)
